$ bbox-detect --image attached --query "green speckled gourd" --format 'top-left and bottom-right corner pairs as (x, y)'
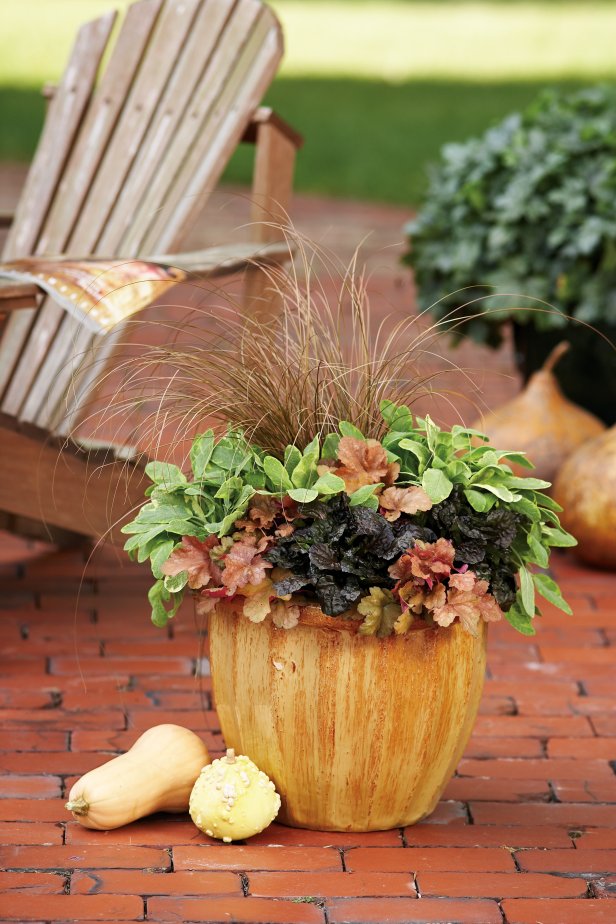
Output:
(189, 748), (281, 842)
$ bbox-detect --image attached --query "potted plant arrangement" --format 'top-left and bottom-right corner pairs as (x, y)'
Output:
(403, 84), (616, 424)
(121, 257), (575, 832)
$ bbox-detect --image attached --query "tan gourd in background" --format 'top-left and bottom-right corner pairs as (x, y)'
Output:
(553, 426), (616, 569)
(66, 725), (210, 829)
(473, 342), (605, 481)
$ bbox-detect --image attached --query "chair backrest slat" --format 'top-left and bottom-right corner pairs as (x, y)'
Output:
(5, 0), (198, 422)
(97, 0), (238, 255)
(0, 12), (116, 399)
(3, 13), (117, 262)
(0, 0), (283, 433)
(38, 0), (165, 256)
(1, 1), (165, 419)
(135, 3), (281, 253)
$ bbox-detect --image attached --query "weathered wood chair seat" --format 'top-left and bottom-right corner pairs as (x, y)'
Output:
(0, 0), (301, 545)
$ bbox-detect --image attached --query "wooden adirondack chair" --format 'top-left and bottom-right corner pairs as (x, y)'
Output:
(0, 0), (301, 545)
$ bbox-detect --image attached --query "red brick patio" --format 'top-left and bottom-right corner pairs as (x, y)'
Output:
(1, 184), (616, 923)
(1, 528), (616, 924)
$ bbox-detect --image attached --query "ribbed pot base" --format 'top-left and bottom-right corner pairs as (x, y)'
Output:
(209, 603), (486, 832)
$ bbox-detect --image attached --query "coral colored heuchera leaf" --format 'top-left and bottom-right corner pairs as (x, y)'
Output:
(432, 573), (503, 636)
(335, 437), (400, 493)
(222, 538), (273, 596)
(380, 485), (433, 521)
(389, 538), (455, 588)
(161, 536), (223, 590)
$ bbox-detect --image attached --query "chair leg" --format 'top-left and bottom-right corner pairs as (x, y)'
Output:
(244, 118), (297, 322)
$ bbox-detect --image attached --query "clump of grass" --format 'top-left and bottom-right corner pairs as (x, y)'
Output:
(89, 232), (455, 461)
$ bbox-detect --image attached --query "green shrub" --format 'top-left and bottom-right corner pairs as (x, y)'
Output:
(404, 84), (616, 347)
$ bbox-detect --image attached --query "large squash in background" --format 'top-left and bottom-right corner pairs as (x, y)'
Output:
(474, 343), (605, 481)
(553, 426), (616, 570)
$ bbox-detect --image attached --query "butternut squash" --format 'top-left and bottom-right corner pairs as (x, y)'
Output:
(65, 724), (210, 830)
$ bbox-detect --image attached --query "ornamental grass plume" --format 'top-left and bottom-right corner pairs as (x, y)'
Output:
(89, 231), (468, 463)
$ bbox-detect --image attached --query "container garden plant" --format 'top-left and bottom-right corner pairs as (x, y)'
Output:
(403, 84), (616, 424)
(121, 257), (575, 832)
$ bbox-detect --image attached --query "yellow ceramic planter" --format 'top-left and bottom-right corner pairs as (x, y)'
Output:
(208, 601), (486, 832)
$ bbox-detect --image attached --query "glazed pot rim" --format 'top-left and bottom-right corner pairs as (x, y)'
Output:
(212, 597), (445, 637)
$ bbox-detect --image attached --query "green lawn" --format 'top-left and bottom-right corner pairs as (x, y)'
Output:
(1, 1), (615, 205)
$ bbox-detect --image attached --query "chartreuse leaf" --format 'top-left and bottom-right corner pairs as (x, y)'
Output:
(145, 461), (187, 485)
(504, 597), (536, 636)
(148, 580), (183, 627)
(303, 434), (321, 461)
(339, 420), (365, 439)
(263, 456), (293, 492)
(542, 525), (577, 547)
(190, 431), (215, 478)
(527, 533), (549, 569)
(518, 565), (535, 617)
(349, 483), (383, 506)
(163, 572), (188, 593)
(380, 399), (413, 432)
(510, 496), (542, 522)
(473, 483), (521, 503)
(215, 476), (244, 501)
(506, 477), (552, 491)
(398, 438), (430, 469)
(533, 573), (573, 614)
(284, 444), (302, 476)
(288, 487), (319, 503)
(463, 487), (495, 513)
(422, 467), (453, 503)
(423, 415), (441, 452)
(534, 492), (564, 512)
(312, 472), (346, 495)
(496, 451), (534, 469)
(321, 433), (340, 460)
(150, 539), (175, 579)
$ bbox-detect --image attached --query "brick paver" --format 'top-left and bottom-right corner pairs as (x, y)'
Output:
(1, 184), (616, 922)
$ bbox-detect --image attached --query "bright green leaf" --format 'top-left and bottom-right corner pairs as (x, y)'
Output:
(504, 599), (536, 636)
(150, 539), (176, 579)
(519, 565), (535, 617)
(284, 444), (302, 475)
(463, 487), (494, 512)
(321, 433), (340, 460)
(348, 483), (383, 506)
(263, 456), (293, 492)
(287, 487), (319, 503)
(541, 525), (577, 547)
(339, 420), (365, 439)
(163, 571), (188, 593)
(145, 461), (187, 485)
(533, 572), (573, 615)
(190, 431), (215, 478)
(312, 472), (346, 495)
(422, 467), (454, 503)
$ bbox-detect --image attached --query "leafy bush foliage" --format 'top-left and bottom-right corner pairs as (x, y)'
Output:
(404, 85), (616, 347)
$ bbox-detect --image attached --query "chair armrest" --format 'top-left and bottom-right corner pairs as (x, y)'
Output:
(0, 279), (41, 314)
(242, 107), (303, 150)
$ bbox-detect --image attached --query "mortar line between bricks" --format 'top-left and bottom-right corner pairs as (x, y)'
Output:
(240, 872), (249, 896)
